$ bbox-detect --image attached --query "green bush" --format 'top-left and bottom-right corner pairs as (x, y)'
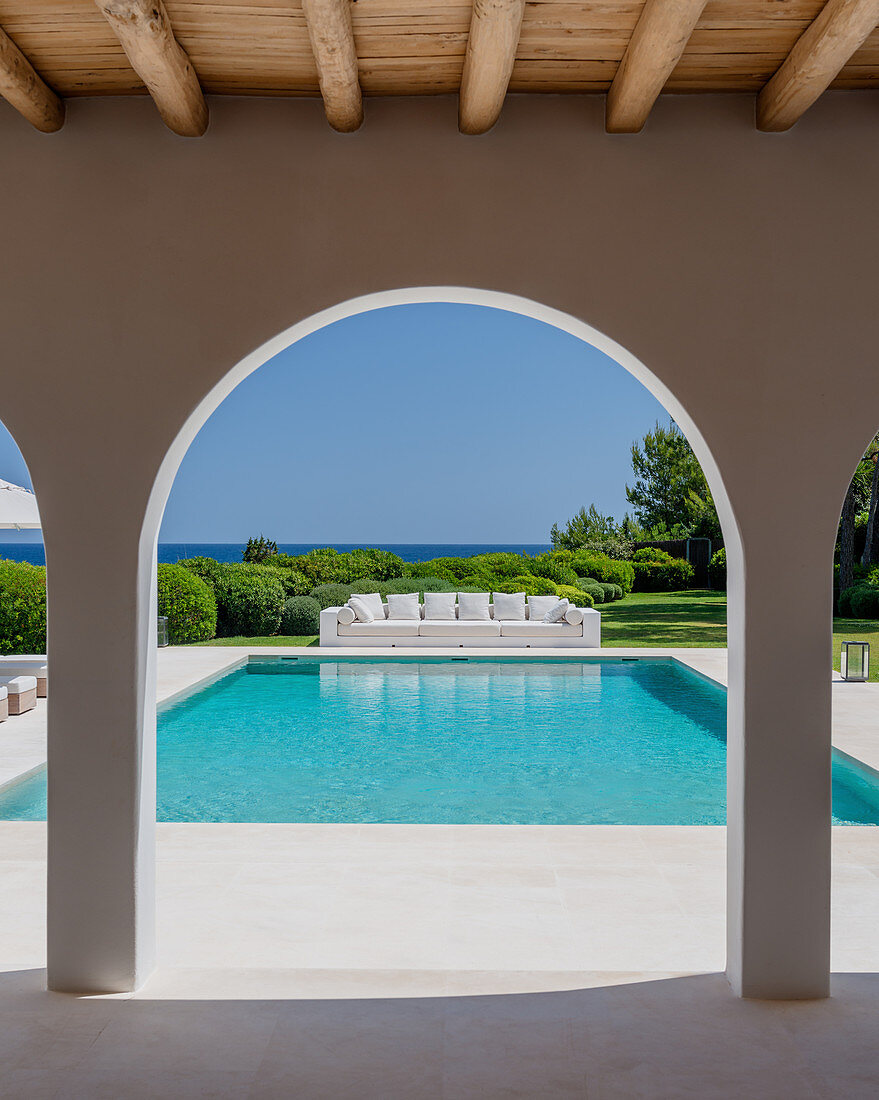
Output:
(177, 556), (225, 591)
(577, 578), (605, 604)
(528, 553), (580, 587)
(265, 565), (312, 598)
(632, 556), (695, 592)
(632, 546), (675, 564)
(243, 535), (278, 564)
(379, 576), (455, 596)
(157, 563), (217, 644)
(555, 584), (595, 608)
(839, 582), (879, 619)
(280, 596), (321, 635)
(405, 557), (472, 580)
(709, 548), (727, 591)
(309, 583), (353, 609)
(607, 583), (623, 601)
(492, 575), (558, 597)
(571, 551), (635, 594)
(0, 560), (46, 654)
(289, 547), (405, 585)
(468, 552), (527, 578)
(213, 564), (285, 637)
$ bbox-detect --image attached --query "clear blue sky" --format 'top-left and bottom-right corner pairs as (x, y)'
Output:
(0, 304), (668, 544)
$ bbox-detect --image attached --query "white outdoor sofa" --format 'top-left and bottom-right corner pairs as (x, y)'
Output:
(320, 595), (601, 649)
(0, 656), (47, 697)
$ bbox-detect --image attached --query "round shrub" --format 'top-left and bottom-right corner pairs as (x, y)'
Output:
(177, 556), (224, 591)
(571, 551), (635, 594)
(309, 583), (354, 609)
(0, 559), (46, 654)
(469, 552), (527, 578)
(840, 582), (879, 619)
(213, 565), (285, 637)
(598, 582), (617, 603)
(709, 548), (727, 591)
(632, 546), (674, 563)
(577, 578), (605, 604)
(608, 583), (623, 601)
(157, 563), (217, 644)
(555, 584), (595, 608)
(280, 596), (321, 635)
(405, 557), (471, 581)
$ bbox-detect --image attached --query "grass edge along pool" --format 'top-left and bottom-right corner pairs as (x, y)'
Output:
(1, 656), (878, 825)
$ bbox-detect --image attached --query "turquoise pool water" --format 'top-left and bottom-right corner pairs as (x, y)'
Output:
(1, 657), (878, 824)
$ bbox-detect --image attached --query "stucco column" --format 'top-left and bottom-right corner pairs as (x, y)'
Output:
(45, 507), (157, 993)
(725, 528), (832, 999)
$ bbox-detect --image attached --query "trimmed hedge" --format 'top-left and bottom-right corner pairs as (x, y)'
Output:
(632, 555), (695, 592)
(839, 582), (879, 619)
(709, 548), (727, 591)
(157, 563), (217, 644)
(555, 584), (595, 608)
(266, 566), (312, 598)
(280, 595), (321, 635)
(0, 559), (46, 654)
(177, 556), (225, 591)
(571, 551), (635, 594)
(468, 552), (527, 578)
(213, 565), (285, 637)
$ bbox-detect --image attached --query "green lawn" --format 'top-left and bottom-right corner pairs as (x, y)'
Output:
(599, 589), (879, 682)
(194, 635), (318, 647)
(183, 591), (879, 682)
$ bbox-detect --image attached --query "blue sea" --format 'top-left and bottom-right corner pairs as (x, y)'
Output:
(0, 542), (552, 567)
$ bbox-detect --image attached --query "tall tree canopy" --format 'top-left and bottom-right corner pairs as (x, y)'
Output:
(625, 422), (720, 540)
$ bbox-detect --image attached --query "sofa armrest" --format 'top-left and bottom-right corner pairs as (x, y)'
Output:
(319, 606), (342, 647)
(581, 606), (601, 647)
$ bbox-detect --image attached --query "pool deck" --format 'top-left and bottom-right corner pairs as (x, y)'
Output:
(1, 647), (878, 1095)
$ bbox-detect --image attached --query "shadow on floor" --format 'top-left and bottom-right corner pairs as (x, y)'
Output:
(1, 969), (878, 1098)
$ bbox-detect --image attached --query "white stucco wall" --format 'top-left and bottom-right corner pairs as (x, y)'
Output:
(1, 90), (877, 996)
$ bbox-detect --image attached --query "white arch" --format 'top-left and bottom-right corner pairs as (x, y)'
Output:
(146, 286), (740, 554)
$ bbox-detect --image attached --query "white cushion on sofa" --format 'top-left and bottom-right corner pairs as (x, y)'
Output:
(527, 595), (560, 621)
(419, 620), (500, 637)
(492, 591), (526, 620)
(350, 593), (385, 621)
(337, 605), (356, 625)
(387, 592), (420, 620)
(338, 620), (420, 637)
(423, 592), (457, 620)
(564, 605), (585, 625)
(544, 598), (570, 623)
(457, 592), (491, 621)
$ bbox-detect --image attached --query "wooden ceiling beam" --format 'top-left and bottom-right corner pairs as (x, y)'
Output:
(301, 0), (363, 132)
(459, 0), (526, 135)
(94, 0), (208, 136)
(0, 25), (64, 132)
(757, 0), (879, 131)
(606, 0), (707, 134)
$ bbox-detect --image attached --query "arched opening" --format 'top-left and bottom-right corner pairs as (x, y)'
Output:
(830, 428), (879, 976)
(141, 288), (744, 979)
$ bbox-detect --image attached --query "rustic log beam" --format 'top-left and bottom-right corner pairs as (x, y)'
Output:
(606, 0), (707, 133)
(459, 0), (525, 135)
(0, 24), (64, 132)
(94, 0), (207, 136)
(757, 0), (879, 132)
(301, 0), (363, 133)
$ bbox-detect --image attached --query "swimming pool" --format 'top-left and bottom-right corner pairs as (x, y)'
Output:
(1, 657), (877, 824)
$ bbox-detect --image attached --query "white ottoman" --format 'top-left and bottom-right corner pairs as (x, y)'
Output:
(0, 675), (37, 715)
(0, 659), (47, 697)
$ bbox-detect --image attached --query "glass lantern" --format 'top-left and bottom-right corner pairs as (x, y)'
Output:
(841, 641), (869, 682)
(157, 615), (169, 648)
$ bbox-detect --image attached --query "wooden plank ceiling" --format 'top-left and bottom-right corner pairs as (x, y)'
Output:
(0, 0), (877, 135)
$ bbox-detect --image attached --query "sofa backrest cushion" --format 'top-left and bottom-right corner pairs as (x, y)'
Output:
(387, 592), (421, 620)
(527, 595), (560, 621)
(492, 591), (526, 620)
(457, 592), (491, 621)
(423, 591), (457, 620)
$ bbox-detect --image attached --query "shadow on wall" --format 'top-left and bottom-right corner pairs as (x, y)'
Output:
(3, 969), (879, 1096)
